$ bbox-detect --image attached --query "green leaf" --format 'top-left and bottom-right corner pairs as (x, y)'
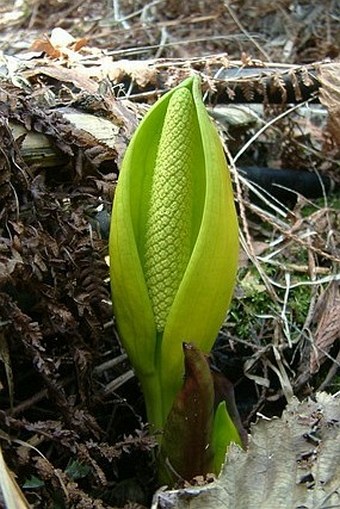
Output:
(65, 459), (91, 480)
(22, 476), (45, 489)
(212, 401), (243, 474)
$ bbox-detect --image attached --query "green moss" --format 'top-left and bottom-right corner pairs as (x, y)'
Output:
(228, 268), (276, 340)
(228, 265), (313, 342)
(288, 283), (312, 327)
(300, 191), (340, 217)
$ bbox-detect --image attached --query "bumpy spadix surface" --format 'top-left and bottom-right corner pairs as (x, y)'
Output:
(144, 88), (194, 332)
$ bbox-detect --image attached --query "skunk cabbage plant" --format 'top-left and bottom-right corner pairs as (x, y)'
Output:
(109, 75), (240, 478)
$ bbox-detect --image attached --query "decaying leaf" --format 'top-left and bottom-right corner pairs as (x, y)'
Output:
(0, 332), (14, 411)
(310, 281), (340, 373)
(152, 392), (340, 509)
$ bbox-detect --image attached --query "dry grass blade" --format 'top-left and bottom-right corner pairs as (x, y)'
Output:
(0, 447), (30, 509)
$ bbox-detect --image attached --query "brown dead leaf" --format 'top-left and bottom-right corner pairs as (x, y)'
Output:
(31, 35), (61, 58)
(73, 38), (89, 52)
(238, 241), (268, 267)
(310, 281), (340, 373)
(318, 62), (340, 147)
(31, 29), (89, 61)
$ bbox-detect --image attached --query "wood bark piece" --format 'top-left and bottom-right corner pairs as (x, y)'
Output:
(10, 109), (120, 167)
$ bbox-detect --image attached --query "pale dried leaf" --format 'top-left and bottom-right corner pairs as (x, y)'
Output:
(102, 59), (157, 87)
(62, 110), (120, 149)
(23, 65), (98, 94)
(49, 27), (75, 48)
(318, 63), (340, 147)
(152, 392), (340, 509)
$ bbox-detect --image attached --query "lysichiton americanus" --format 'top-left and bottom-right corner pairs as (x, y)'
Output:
(109, 76), (239, 452)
